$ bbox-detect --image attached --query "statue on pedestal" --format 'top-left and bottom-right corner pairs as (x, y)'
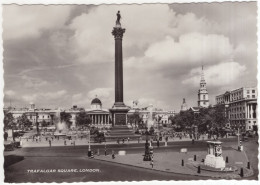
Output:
(116, 11), (121, 25)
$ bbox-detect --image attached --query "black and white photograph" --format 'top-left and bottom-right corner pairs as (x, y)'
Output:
(2, 1), (259, 183)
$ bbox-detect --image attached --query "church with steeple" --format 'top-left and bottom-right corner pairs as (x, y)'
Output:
(197, 66), (209, 107)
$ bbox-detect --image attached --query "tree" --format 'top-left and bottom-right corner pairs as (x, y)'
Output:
(76, 111), (92, 128)
(41, 120), (48, 127)
(213, 104), (228, 128)
(4, 112), (15, 130)
(149, 126), (155, 135)
(4, 112), (16, 141)
(127, 112), (142, 128)
(17, 113), (32, 129)
(60, 111), (72, 128)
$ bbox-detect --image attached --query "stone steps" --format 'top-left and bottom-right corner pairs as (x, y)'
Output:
(105, 125), (141, 141)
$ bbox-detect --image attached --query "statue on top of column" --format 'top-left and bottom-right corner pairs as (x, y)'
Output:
(116, 11), (121, 25)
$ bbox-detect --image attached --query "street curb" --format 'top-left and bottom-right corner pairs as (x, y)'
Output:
(90, 156), (211, 179)
(90, 155), (245, 179)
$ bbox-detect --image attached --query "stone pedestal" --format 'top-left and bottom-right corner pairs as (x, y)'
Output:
(110, 106), (129, 126)
(204, 141), (226, 168)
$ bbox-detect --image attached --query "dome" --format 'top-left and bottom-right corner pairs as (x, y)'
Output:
(91, 98), (102, 105)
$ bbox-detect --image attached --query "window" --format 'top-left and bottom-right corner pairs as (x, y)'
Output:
(252, 95), (255, 98)
(247, 95), (250, 98)
(249, 126), (251, 129)
(252, 90), (255, 93)
(203, 95), (206, 100)
(247, 90), (250, 94)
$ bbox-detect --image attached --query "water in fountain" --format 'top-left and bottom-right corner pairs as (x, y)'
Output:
(147, 104), (154, 129)
(54, 109), (68, 135)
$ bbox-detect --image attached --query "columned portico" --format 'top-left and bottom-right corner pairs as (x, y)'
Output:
(245, 101), (257, 130)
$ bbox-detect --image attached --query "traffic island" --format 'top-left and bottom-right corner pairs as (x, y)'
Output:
(94, 149), (254, 179)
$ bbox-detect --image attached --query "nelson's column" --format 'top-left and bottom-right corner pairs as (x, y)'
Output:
(110, 11), (130, 126)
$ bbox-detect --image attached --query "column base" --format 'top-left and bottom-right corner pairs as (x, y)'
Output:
(109, 103), (130, 126)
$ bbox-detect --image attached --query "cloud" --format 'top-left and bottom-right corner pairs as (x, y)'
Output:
(22, 75), (48, 89)
(144, 33), (233, 66)
(67, 4), (221, 64)
(3, 5), (71, 40)
(22, 90), (68, 103)
(182, 61), (246, 87)
(3, 4), (257, 111)
(87, 88), (113, 99)
(5, 90), (16, 97)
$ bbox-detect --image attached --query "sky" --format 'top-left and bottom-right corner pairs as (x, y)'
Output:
(2, 2), (257, 112)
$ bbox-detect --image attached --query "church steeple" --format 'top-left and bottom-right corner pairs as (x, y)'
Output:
(181, 98), (188, 112)
(198, 65), (209, 107)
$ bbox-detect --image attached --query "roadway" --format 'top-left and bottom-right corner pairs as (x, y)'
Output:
(4, 137), (258, 182)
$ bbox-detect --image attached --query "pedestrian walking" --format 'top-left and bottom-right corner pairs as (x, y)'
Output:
(122, 138), (125, 143)
(157, 139), (160, 148)
(112, 150), (115, 159)
(49, 140), (51, 147)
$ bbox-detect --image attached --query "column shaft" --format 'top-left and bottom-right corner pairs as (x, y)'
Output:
(250, 104), (253, 119)
(115, 38), (123, 103)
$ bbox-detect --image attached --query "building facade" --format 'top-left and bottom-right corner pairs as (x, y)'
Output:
(128, 102), (176, 127)
(6, 97), (176, 130)
(215, 87), (258, 131)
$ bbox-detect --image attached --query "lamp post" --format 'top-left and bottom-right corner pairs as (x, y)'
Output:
(88, 129), (91, 157)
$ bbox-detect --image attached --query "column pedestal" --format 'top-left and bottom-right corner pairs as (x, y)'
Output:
(110, 105), (129, 126)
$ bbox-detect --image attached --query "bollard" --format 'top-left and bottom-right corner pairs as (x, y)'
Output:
(105, 149), (107, 156)
(240, 168), (244, 177)
(194, 155), (196, 161)
(181, 159), (184, 166)
(64, 140), (66, 146)
(197, 166), (201, 173)
(247, 162), (250, 169)
(226, 156), (229, 163)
